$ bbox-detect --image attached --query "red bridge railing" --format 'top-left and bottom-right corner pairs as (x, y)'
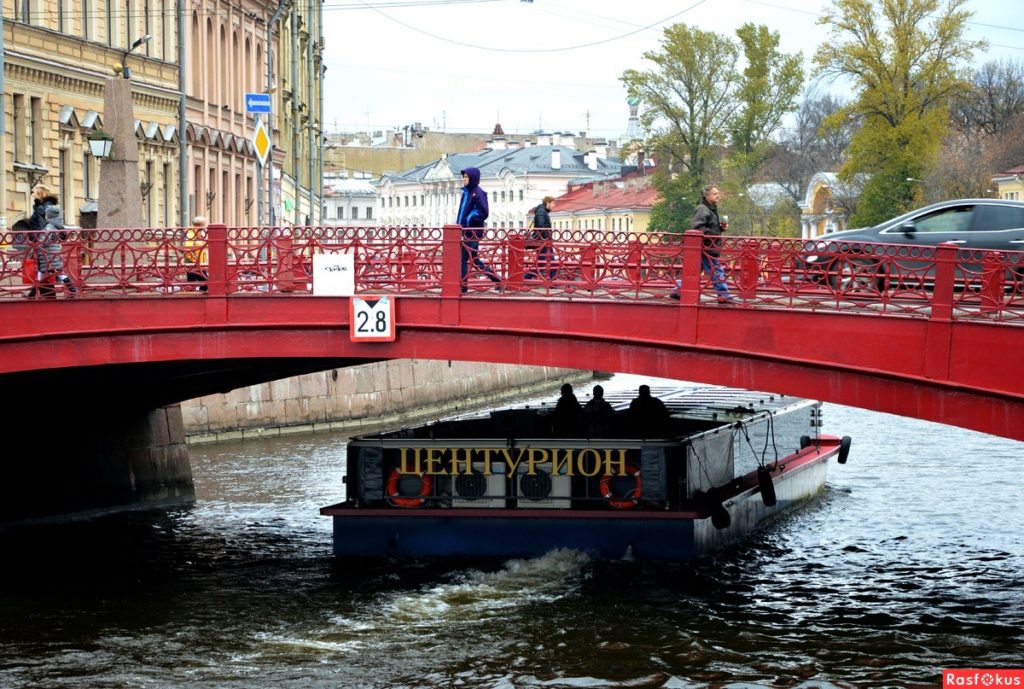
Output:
(2, 224), (1023, 324)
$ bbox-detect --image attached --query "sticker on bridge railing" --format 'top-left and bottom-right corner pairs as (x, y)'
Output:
(350, 296), (396, 342)
(313, 251), (355, 296)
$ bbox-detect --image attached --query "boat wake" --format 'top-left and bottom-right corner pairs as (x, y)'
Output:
(373, 548), (592, 627)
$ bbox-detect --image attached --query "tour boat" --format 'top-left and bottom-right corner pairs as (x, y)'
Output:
(320, 385), (852, 561)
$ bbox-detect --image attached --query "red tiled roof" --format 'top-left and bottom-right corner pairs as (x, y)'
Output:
(550, 179), (660, 213)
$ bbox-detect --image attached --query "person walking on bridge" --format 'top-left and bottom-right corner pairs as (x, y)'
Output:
(691, 184), (734, 303)
(670, 184), (734, 303)
(526, 196), (556, 279)
(183, 215), (209, 292)
(456, 167), (501, 292)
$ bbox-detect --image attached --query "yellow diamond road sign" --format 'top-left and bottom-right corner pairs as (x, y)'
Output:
(252, 119), (271, 166)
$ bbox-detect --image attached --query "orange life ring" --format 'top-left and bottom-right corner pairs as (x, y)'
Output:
(386, 468), (433, 508)
(600, 463), (642, 509)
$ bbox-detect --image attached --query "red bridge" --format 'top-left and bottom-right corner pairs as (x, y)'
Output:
(3, 224), (1024, 440)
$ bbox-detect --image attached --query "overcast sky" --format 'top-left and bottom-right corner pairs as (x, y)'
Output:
(320, 0), (1024, 139)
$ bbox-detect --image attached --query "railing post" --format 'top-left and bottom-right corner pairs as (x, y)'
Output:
(679, 230), (704, 306)
(442, 224), (462, 298)
(930, 242), (957, 321)
(65, 236), (82, 289)
(581, 243), (596, 286)
(207, 223), (227, 297)
(980, 251), (1006, 313)
(507, 234), (525, 290)
(276, 231), (295, 293)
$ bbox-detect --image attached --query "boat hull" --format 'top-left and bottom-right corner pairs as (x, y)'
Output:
(322, 440), (836, 561)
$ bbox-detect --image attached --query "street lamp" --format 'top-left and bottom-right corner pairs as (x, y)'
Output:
(121, 34), (152, 79)
(86, 130), (113, 159)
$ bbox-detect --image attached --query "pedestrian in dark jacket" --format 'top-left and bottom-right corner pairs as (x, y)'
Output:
(690, 184), (734, 303)
(456, 167), (501, 290)
(12, 206), (63, 299)
(29, 183), (59, 231)
(527, 196), (556, 279)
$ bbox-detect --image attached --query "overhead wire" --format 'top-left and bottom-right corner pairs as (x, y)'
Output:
(350, 0), (708, 53)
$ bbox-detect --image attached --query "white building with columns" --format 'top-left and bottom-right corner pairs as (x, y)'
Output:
(799, 172), (863, 238)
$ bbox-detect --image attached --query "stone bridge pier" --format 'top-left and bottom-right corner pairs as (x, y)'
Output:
(1, 404), (194, 524)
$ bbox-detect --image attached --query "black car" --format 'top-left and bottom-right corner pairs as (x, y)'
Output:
(803, 198), (1024, 291)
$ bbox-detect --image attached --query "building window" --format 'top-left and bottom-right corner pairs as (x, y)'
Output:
(164, 162), (172, 226)
(59, 148), (69, 211)
(12, 94), (25, 163)
(84, 152), (93, 199)
(107, 0), (115, 46)
(161, 0), (169, 59)
(144, 0), (152, 53)
(366, 206), (373, 220)
(192, 163), (201, 218)
(351, 207), (359, 220)
(145, 161), (154, 226)
(81, 0), (90, 38)
(337, 206), (343, 220)
(30, 97), (43, 165)
(420, 195), (424, 206)
(519, 190), (523, 201)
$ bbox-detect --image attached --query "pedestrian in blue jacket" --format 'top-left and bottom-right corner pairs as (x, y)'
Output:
(456, 167), (501, 291)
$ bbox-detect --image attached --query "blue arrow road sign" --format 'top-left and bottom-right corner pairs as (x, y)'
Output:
(245, 93), (271, 113)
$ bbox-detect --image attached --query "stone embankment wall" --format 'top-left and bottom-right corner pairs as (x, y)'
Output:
(181, 360), (591, 443)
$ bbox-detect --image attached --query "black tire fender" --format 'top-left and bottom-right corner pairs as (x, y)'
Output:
(757, 467), (777, 507)
(837, 435), (852, 464)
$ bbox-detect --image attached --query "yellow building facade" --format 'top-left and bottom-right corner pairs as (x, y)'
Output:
(992, 165), (1024, 201)
(2, 0), (179, 228)
(2, 0), (323, 230)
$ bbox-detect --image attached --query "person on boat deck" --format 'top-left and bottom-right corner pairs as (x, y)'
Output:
(551, 383), (584, 436)
(584, 384), (615, 437)
(627, 385), (670, 438)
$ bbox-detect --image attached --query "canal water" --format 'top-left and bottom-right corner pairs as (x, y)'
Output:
(1, 375), (1022, 689)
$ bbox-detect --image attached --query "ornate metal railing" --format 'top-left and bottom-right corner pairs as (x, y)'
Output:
(2, 224), (1023, 324)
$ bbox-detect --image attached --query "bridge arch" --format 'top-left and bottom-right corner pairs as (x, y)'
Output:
(2, 295), (1022, 442)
